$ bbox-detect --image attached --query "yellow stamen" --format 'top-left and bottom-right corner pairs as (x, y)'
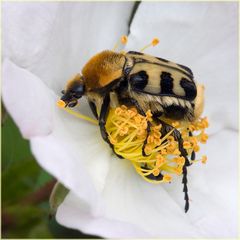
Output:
(113, 35), (128, 51)
(140, 37), (160, 52)
(57, 101), (98, 125)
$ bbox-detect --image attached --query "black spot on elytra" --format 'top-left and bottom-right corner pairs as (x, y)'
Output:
(130, 71), (148, 90)
(180, 78), (197, 100)
(177, 64), (193, 76)
(127, 51), (144, 55)
(156, 57), (169, 63)
(164, 105), (187, 120)
(160, 72), (174, 94)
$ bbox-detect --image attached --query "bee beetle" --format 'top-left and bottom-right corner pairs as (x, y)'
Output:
(60, 40), (204, 212)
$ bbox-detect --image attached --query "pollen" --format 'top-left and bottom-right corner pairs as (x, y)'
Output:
(183, 141), (192, 149)
(57, 100), (66, 108)
(163, 175), (172, 182)
(105, 105), (209, 184)
(121, 35), (128, 44)
(152, 38), (160, 46)
(201, 155), (207, 164)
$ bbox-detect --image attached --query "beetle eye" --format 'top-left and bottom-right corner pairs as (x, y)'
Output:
(61, 90), (65, 94)
(68, 100), (78, 108)
(71, 85), (85, 99)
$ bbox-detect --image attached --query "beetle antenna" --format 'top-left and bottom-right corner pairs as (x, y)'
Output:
(112, 35), (128, 51)
(140, 38), (160, 52)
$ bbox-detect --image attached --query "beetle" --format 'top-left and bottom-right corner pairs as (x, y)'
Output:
(60, 49), (204, 212)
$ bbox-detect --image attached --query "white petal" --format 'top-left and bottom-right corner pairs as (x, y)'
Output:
(57, 191), (150, 238)
(57, 128), (238, 237)
(126, 2), (238, 132)
(31, 97), (113, 213)
(102, 158), (202, 237)
(58, 158), (201, 237)
(2, 59), (54, 138)
(161, 129), (238, 237)
(3, 2), (59, 68)
(3, 2), (135, 92)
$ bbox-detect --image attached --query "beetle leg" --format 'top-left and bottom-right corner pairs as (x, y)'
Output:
(189, 131), (196, 161)
(88, 100), (98, 120)
(99, 94), (123, 159)
(152, 115), (190, 212)
(119, 97), (151, 156)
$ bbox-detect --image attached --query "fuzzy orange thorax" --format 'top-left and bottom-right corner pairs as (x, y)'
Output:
(82, 50), (126, 90)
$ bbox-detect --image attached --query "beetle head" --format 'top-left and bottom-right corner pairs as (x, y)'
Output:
(61, 74), (85, 108)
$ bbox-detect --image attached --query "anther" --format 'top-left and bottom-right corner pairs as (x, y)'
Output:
(140, 37), (160, 52)
(152, 38), (160, 46)
(201, 155), (207, 164)
(57, 100), (66, 108)
(163, 175), (172, 182)
(183, 141), (192, 149)
(121, 35), (128, 44)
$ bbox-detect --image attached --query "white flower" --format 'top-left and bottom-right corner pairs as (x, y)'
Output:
(2, 2), (238, 238)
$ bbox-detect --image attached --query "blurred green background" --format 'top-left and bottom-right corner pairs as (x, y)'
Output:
(1, 104), (100, 238)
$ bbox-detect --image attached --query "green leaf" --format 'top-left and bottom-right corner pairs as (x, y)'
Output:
(2, 158), (41, 206)
(34, 170), (53, 190)
(2, 205), (47, 238)
(1, 116), (32, 171)
(49, 182), (69, 216)
(1, 103), (9, 125)
(28, 221), (53, 238)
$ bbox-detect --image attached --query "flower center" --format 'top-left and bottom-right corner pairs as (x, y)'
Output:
(57, 101), (209, 184)
(105, 105), (209, 183)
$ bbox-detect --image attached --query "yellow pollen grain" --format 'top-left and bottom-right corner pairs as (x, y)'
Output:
(153, 131), (161, 139)
(176, 157), (185, 165)
(153, 125), (162, 131)
(167, 136), (175, 142)
(172, 121), (179, 127)
(147, 135), (154, 144)
(193, 145), (200, 152)
(200, 133), (209, 143)
(188, 124), (195, 131)
(154, 138), (161, 146)
(163, 174), (172, 182)
(152, 38), (160, 46)
(57, 100), (66, 108)
(201, 155), (207, 164)
(160, 149), (167, 155)
(121, 35), (128, 44)
(173, 149), (181, 155)
(115, 107), (123, 115)
(183, 141), (192, 149)
(153, 168), (160, 176)
(156, 156), (165, 167)
(174, 166), (183, 175)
